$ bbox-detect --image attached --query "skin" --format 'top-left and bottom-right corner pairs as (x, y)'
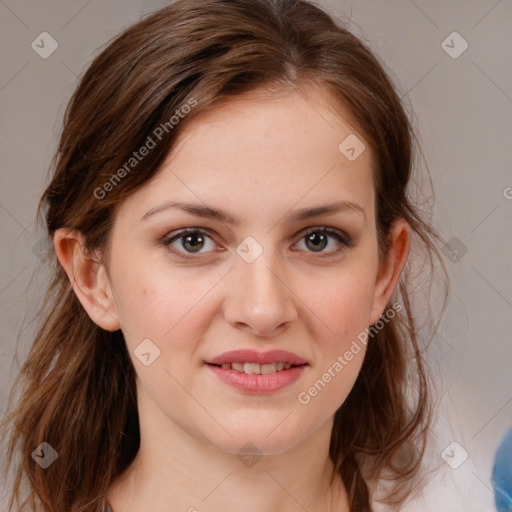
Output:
(54, 83), (410, 512)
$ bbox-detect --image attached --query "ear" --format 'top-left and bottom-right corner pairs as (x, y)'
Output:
(53, 228), (121, 331)
(368, 218), (410, 326)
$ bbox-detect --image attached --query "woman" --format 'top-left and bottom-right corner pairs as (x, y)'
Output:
(0, 0), (448, 510)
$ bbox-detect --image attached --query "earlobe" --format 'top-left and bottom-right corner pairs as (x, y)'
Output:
(368, 219), (410, 326)
(53, 228), (121, 332)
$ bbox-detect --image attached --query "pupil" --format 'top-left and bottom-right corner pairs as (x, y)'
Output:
(307, 232), (327, 251)
(184, 233), (204, 252)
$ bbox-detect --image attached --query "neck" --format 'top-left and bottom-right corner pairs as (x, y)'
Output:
(106, 392), (349, 512)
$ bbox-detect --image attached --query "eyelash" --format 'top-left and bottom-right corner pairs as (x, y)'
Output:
(160, 227), (354, 261)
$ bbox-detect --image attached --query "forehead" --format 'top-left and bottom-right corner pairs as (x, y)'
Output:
(118, 83), (375, 226)
(171, 83), (369, 165)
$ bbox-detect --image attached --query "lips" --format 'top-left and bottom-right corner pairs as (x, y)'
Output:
(206, 362), (307, 393)
(204, 349), (309, 394)
(204, 349), (308, 366)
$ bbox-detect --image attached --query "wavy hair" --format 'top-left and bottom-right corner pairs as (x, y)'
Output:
(1, 0), (449, 510)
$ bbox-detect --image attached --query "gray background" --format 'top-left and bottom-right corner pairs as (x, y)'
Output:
(0, 0), (511, 510)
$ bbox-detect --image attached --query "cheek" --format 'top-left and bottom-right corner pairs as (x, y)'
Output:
(113, 273), (216, 411)
(302, 269), (375, 344)
(294, 268), (374, 404)
(112, 263), (221, 361)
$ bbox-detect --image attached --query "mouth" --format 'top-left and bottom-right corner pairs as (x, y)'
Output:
(205, 349), (308, 367)
(204, 349), (309, 394)
(205, 361), (307, 374)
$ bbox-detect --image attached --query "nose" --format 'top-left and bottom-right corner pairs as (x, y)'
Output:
(222, 248), (298, 338)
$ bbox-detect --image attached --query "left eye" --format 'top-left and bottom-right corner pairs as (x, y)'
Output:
(162, 227), (352, 259)
(295, 227), (351, 254)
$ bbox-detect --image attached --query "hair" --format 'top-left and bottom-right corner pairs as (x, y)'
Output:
(1, 0), (450, 511)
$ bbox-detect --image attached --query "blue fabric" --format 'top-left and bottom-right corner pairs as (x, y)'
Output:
(493, 425), (512, 512)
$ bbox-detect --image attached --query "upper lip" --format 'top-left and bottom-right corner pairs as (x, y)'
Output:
(205, 349), (308, 366)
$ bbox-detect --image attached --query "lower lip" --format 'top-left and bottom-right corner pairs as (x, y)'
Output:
(205, 364), (307, 394)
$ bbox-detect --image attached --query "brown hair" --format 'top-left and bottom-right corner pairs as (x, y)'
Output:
(1, 0), (449, 510)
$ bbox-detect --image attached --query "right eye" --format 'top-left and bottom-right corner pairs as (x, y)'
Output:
(161, 228), (219, 259)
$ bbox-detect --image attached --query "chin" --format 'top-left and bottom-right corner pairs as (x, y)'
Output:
(203, 423), (307, 457)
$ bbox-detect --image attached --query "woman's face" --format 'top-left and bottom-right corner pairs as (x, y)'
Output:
(97, 85), (407, 455)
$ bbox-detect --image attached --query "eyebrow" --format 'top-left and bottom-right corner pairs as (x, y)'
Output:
(141, 200), (366, 225)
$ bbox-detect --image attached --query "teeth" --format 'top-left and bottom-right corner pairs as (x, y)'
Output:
(243, 363), (261, 374)
(261, 363), (277, 375)
(217, 362), (297, 374)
